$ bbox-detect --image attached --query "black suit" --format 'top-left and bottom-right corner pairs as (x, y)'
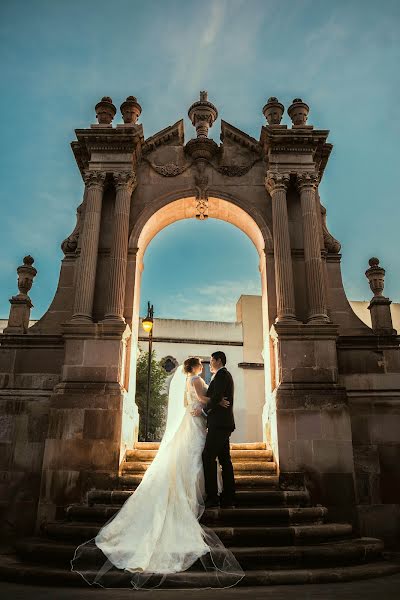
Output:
(202, 367), (236, 504)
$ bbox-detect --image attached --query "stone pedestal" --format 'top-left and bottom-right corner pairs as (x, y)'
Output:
(368, 296), (396, 335)
(37, 320), (138, 525)
(270, 322), (356, 522)
(3, 296), (33, 334)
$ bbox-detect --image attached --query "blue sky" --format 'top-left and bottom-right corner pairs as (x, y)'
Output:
(0, 0), (399, 322)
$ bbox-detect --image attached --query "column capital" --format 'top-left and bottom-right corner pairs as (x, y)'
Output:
(265, 171), (290, 195)
(113, 171), (137, 193)
(83, 170), (106, 190)
(296, 171), (319, 192)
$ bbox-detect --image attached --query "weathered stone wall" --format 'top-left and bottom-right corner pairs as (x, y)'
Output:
(0, 338), (64, 540)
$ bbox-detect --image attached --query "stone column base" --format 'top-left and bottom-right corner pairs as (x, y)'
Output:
(36, 383), (125, 528)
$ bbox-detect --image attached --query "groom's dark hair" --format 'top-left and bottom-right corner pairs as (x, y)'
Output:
(212, 351), (226, 366)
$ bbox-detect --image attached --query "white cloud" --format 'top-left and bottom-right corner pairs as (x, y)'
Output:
(154, 279), (261, 322)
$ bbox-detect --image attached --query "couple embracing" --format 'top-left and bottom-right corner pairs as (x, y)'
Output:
(71, 351), (244, 589)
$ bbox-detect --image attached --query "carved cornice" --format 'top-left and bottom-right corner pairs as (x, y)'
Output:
(142, 120), (184, 154)
(265, 171), (290, 194)
(296, 171), (319, 192)
(221, 120), (262, 155)
(113, 171), (137, 192)
(83, 171), (106, 189)
(261, 126), (332, 182)
(72, 126), (144, 178)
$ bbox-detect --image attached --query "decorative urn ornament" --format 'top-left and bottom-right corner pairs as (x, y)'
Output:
(288, 98), (310, 127)
(262, 97), (284, 125)
(95, 96), (117, 125)
(120, 96), (142, 124)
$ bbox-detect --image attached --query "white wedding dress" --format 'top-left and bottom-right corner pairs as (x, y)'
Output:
(71, 367), (244, 589)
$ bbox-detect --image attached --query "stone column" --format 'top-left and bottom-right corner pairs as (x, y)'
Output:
(104, 171), (137, 321)
(296, 172), (329, 323)
(71, 171), (106, 322)
(265, 171), (297, 322)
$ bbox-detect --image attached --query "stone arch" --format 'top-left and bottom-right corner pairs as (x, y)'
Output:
(124, 194), (275, 446)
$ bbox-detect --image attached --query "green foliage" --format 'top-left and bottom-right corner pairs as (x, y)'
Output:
(135, 350), (169, 441)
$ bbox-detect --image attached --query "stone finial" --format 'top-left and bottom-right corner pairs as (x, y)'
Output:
(120, 96), (142, 124)
(95, 96), (117, 125)
(4, 256), (38, 334)
(365, 257), (385, 297)
(16, 255), (37, 297)
(262, 97), (284, 126)
(365, 257), (396, 335)
(188, 91), (218, 138)
(288, 98), (309, 127)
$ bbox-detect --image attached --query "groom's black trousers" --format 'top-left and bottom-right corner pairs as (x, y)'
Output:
(202, 428), (235, 503)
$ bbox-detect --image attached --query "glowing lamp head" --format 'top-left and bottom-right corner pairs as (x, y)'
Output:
(142, 317), (153, 333)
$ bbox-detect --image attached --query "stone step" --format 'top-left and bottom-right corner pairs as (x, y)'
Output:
(2, 554), (400, 587)
(44, 521), (353, 546)
(134, 442), (266, 451)
(125, 448), (273, 461)
(15, 537), (383, 570)
(119, 474), (280, 488)
(87, 488), (311, 508)
(121, 460), (277, 474)
(66, 505), (327, 526)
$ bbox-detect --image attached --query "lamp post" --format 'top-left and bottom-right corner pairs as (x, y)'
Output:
(142, 302), (154, 441)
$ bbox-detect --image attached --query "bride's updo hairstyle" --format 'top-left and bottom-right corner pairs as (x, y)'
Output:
(183, 357), (201, 374)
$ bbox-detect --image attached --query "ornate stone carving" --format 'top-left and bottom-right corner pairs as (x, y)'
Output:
(296, 171), (319, 191)
(61, 202), (83, 255)
(365, 257), (386, 297)
(262, 97), (284, 125)
(288, 98), (310, 127)
(265, 171), (290, 194)
(320, 203), (341, 254)
(188, 91), (218, 138)
(15, 255), (37, 298)
(95, 96), (116, 125)
(4, 256), (37, 333)
(185, 137), (219, 161)
(217, 161), (259, 177)
(113, 171), (137, 192)
(194, 160), (209, 220)
(145, 160), (191, 177)
(83, 171), (106, 189)
(120, 96), (141, 124)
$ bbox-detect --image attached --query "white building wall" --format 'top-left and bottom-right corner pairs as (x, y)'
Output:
(138, 318), (246, 442)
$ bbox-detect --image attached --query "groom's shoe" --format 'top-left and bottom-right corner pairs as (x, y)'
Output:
(205, 498), (220, 509)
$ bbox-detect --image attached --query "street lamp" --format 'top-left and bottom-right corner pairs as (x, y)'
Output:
(142, 302), (154, 441)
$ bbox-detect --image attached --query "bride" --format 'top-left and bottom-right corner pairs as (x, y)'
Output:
(71, 356), (244, 589)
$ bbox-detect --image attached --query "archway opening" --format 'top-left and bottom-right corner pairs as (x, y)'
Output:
(124, 196), (274, 449)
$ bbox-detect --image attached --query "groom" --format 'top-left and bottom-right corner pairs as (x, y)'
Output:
(197, 351), (236, 509)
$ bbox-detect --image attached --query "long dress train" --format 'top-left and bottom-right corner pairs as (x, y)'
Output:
(70, 367), (244, 589)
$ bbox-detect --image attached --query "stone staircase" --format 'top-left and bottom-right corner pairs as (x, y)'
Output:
(1, 442), (399, 587)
